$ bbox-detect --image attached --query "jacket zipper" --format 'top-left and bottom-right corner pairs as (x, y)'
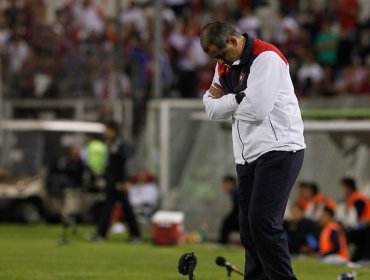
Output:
(268, 115), (278, 141)
(237, 119), (247, 163)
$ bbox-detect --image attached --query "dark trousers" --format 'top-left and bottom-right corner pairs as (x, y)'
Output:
(219, 211), (239, 244)
(236, 150), (304, 280)
(348, 226), (370, 261)
(97, 185), (140, 239)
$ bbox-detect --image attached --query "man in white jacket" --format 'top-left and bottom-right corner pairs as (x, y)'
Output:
(201, 22), (306, 280)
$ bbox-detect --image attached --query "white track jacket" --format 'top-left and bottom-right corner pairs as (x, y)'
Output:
(203, 36), (306, 164)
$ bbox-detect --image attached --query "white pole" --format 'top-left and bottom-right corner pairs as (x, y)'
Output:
(146, 101), (156, 170)
(0, 54), (3, 150)
(115, 0), (123, 18)
(159, 101), (170, 209)
(123, 99), (133, 142)
(153, 0), (163, 98)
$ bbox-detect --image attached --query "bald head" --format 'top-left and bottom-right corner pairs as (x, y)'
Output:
(200, 21), (239, 53)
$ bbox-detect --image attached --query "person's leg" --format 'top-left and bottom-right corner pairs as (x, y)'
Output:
(348, 228), (362, 261)
(249, 150), (304, 280)
(363, 226), (370, 260)
(219, 214), (234, 244)
(351, 226), (370, 261)
(237, 163), (267, 280)
(121, 191), (141, 239)
(97, 190), (116, 238)
(230, 211), (240, 234)
(362, 226), (370, 260)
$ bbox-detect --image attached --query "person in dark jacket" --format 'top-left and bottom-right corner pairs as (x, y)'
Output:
(59, 145), (85, 244)
(89, 121), (141, 241)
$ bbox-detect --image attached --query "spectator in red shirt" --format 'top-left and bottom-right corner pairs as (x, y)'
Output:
(337, 0), (359, 31)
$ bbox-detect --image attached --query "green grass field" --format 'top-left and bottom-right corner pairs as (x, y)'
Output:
(0, 225), (369, 280)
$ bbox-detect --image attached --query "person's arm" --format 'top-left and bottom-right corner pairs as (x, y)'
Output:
(203, 65), (239, 121)
(353, 200), (366, 219)
(236, 51), (285, 122)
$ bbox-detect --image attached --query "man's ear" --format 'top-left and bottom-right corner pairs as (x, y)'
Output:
(227, 36), (238, 47)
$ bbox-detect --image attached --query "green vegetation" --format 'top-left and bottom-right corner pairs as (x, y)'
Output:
(0, 225), (369, 280)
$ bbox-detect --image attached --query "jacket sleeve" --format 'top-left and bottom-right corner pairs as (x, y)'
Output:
(203, 64), (239, 121)
(236, 51), (286, 122)
(353, 200), (366, 219)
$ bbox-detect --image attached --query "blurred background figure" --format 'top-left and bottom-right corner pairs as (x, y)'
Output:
(129, 171), (159, 223)
(218, 175), (239, 245)
(119, 1), (148, 38)
(83, 133), (107, 194)
(237, 7), (261, 38)
(284, 203), (320, 256)
(315, 20), (339, 67)
(58, 145), (84, 244)
(75, 0), (105, 41)
(88, 121), (140, 242)
(92, 61), (132, 100)
(60, 145), (84, 190)
(296, 51), (324, 97)
(84, 134), (107, 179)
(168, 13), (207, 98)
(318, 206), (349, 264)
(340, 177), (370, 261)
(301, 182), (336, 221)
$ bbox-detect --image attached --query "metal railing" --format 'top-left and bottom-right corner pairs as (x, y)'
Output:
(2, 98), (133, 141)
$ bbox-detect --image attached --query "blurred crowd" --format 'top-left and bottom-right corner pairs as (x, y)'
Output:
(0, 0), (369, 102)
(0, 0), (133, 100)
(284, 178), (370, 263)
